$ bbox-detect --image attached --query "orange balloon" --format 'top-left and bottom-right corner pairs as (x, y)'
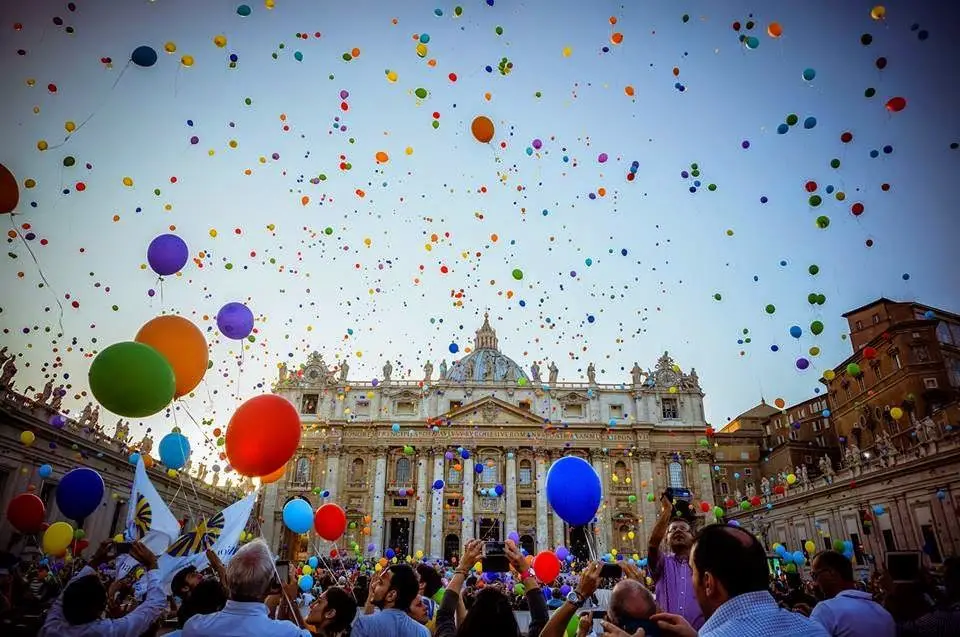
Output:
(375, 151), (389, 163)
(226, 394), (301, 477)
(135, 316), (209, 398)
(767, 22), (783, 38)
(260, 464), (286, 484)
(0, 163), (19, 214)
(624, 85), (635, 97)
(471, 115), (494, 143)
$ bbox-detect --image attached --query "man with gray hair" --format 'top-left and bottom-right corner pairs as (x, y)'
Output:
(183, 538), (310, 636)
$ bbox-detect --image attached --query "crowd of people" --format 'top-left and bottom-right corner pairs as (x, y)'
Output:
(1, 495), (957, 636)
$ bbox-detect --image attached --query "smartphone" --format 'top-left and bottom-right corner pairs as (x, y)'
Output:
(886, 551), (921, 583)
(599, 563), (622, 578)
(664, 487), (692, 502)
(589, 612), (660, 637)
(114, 542), (132, 555)
(481, 541), (510, 573)
(274, 560), (290, 584)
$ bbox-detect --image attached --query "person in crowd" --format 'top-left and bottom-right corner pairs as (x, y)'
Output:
(648, 494), (705, 629)
(166, 578), (227, 637)
(893, 555), (960, 637)
(303, 586), (357, 637)
(435, 538), (548, 637)
(809, 550), (895, 637)
(648, 524), (829, 637)
(171, 548), (228, 602)
(352, 563), (429, 637)
(182, 538), (310, 636)
(547, 587), (566, 609)
(39, 540), (167, 637)
(782, 571), (819, 616)
(416, 562), (443, 630)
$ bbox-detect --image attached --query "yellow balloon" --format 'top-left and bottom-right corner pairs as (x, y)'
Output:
(20, 430), (36, 445)
(64, 121), (76, 133)
(122, 176), (134, 187)
(416, 43), (428, 58)
(374, 563), (383, 571)
(113, 534), (125, 543)
(415, 550), (424, 559)
(37, 140), (48, 151)
(302, 565), (313, 575)
(562, 46), (573, 57)
(164, 41), (177, 53)
(890, 407), (903, 420)
(627, 531), (635, 540)
(213, 35), (227, 48)
(386, 70), (398, 82)
(43, 521), (74, 555)
(804, 540), (816, 553)
(786, 473), (797, 485)
(181, 55), (195, 67)
(870, 5), (886, 21)
(824, 370), (836, 381)
(610, 549), (618, 556)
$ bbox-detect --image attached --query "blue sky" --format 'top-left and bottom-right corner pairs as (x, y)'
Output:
(2, 0), (959, 470)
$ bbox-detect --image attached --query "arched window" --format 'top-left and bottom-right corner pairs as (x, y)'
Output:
(720, 481), (729, 495)
(614, 461), (627, 481)
(668, 462), (684, 488)
(447, 462), (462, 486)
(481, 457), (497, 484)
(518, 459), (533, 486)
(294, 457), (310, 483)
(350, 458), (364, 482)
(396, 457), (411, 484)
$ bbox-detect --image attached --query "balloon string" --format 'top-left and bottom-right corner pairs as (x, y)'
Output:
(46, 61), (132, 151)
(253, 518), (305, 621)
(11, 217), (65, 334)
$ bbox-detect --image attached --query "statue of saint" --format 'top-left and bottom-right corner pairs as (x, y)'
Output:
(113, 419), (130, 444)
(760, 477), (771, 497)
(587, 362), (597, 385)
(49, 386), (65, 411)
(462, 358), (475, 379)
(278, 362), (288, 383)
(423, 360), (434, 382)
(800, 464), (809, 484)
(338, 360), (349, 383)
(921, 417), (940, 442)
(438, 359), (447, 379)
(211, 468), (220, 487)
(139, 433), (154, 457)
(530, 361), (541, 383)
(37, 378), (55, 403)
(0, 358), (18, 390)
(79, 403), (93, 426)
(197, 462), (208, 482)
(631, 363), (643, 386)
(548, 362), (559, 384)
(382, 360), (393, 382)
(734, 487), (743, 502)
(746, 482), (756, 499)
(0, 346), (9, 368)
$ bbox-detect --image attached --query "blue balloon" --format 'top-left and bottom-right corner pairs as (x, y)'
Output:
(298, 575), (314, 592)
(556, 546), (569, 561)
(777, 123), (789, 135)
(217, 302), (254, 340)
(433, 479), (444, 490)
(147, 234), (189, 276)
(128, 452), (141, 465)
(789, 325), (803, 338)
(38, 464), (53, 479)
(803, 116), (817, 129)
(460, 449), (470, 459)
(307, 556), (319, 569)
(385, 548), (396, 559)
(131, 45), (158, 68)
(56, 468), (105, 521)
(802, 68), (816, 82)
(775, 545), (787, 555)
(793, 551), (805, 563)
(545, 456), (602, 526)
(159, 432), (191, 470)
(495, 484), (504, 496)
(391, 423), (400, 433)
(475, 463), (484, 474)
(282, 499), (313, 534)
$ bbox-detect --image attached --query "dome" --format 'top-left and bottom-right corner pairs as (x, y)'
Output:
(444, 314), (529, 384)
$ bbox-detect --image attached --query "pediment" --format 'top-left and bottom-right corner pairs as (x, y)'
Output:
(445, 396), (544, 426)
(557, 391), (588, 404)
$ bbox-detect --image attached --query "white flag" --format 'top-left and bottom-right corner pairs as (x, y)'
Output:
(116, 459), (181, 579)
(158, 490), (258, 590)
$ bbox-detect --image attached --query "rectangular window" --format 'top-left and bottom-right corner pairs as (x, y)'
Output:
(744, 468), (752, 477)
(893, 351), (902, 369)
(764, 424), (771, 436)
(661, 398), (679, 419)
(857, 376), (866, 391)
(609, 404), (624, 420)
(301, 394), (319, 414)
(518, 400), (531, 411)
(720, 482), (729, 495)
(520, 499), (533, 509)
(448, 400), (463, 411)
(446, 498), (460, 508)
(881, 529), (896, 552)
(816, 435), (826, 447)
(519, 467), (532, 486)
(354, 399), (369, 415)
(920, 524), (943, 563)
(789, 431), (798, 441)
(392, 498), (409, 507)
(849, 533), (864, 563)
(776, 435), (784, 445)
(563, 403), (584, 418)
(872, 313), (880, 325)
(447, 465), (462, 485)
(396, 401), (416, 416)
(855, 320), (863, 331)
(914, 346), (930, 363)
(923, 377), (939, 389)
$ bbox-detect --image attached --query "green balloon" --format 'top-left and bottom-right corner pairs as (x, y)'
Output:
(846, 363), (861, 376)
(816, 215), (830, 229)
(765, 304), (776, 314)
(817, 294), (826, 305)
(713, 293), (722, 301)
(807, 293), (818, 305)
(627, 494), (637, 503)
(864, 87), (876, 98)
(809, 195), (822, 207)
(707, 183), (717, 191)
(830, 158), (841, 169)
(811, 320), (824, 335)
(512, 268), (523, 280)
(414, 87), (428, 99)
(786, 113), (799, 126)
(566, 615), (580, 637)
(713, 506), (724, 518)
(88, 342), (175, 418)
(808, 264), (820, 276)
(833, 539), (845, 551)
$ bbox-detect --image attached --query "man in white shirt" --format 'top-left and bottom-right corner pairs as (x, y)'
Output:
(810, 551), (895, 637)
(40, 541), (167, 637)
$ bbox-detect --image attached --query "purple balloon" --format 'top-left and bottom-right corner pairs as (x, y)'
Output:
(217, 302), (254, 339)
(147, 234), (189, 276)
(560, 584), (571, 596)
(556, 546), (570, 561)
(508, 531), (520, 543)
(796, 357), (810, 370)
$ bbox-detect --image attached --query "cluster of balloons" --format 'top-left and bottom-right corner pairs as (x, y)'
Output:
(281, 500), (348, 541)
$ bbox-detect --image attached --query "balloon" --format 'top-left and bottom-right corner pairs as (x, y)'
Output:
(385, 548), (396, 559)
(790, 326), (802, 339)
(89, 342), (175, 418)
(283, 499), (313, 534)
(885, 97), (906, 112)
(20, 430), (35, 445)
(471, 116), (495, 143)
(314, 503), (347, 541)
(533, 550), (561, 584)
(43, 521), (74, 555)
(846, 363), (861, 376)
(260, 465), (286, 484)
(237, 4), (252, 16)
(870, 5), (886, 20)
(555, 546), (569, 561)
(804, 540), (816, 553)
(767, 22), (782, 38)
(890, 407), (903, 420)
(217, 302), (255, 340)
(307, 556), (319, 568)
(135, 316), (208, 398)
(6, 493), (46, 533)
(810, 321), (824, 335)
(786, 473), (797, 485)
(56, 468), (105, 521)
(147, 234), (189, 276)
(802, 68), (816, 82)
(38, 464), (52, 478)
(158, 432), (191, 469)
(226, 395), (301, 477)
(0, 163), (19, 214)
(298, 575), (314, 592)
(545, 456), (601, 526)
(131, 45), (158, 67)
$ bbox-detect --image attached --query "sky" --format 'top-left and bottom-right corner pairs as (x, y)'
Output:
(2, 0), (959, 473)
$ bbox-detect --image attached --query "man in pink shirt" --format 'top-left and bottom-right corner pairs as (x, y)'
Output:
(648, 494), (705, 629)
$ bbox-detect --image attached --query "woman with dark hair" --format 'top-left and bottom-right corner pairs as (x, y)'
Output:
(305, 586), (357, 637)
(435, 539), (548, 637)
(168, 578), (228, 637)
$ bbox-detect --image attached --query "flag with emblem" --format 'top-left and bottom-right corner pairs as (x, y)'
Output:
(116, 459), (181, 579)
(159, 490), (257, 590)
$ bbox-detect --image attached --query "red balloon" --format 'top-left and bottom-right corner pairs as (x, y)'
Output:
(225, 395), (301, 477)
(7, 493), (46, 533)
(314, 503), (347, 541)
(863, 346), (878, 360)
(0, 162), (19, 215)
(885, 96), (906, 113)
(532, 550), (561, 584)
(699, 501), (711, 513)
(750, 495), (762, 507)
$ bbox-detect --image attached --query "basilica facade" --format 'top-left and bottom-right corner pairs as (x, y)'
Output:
(261, 316), (716, 562)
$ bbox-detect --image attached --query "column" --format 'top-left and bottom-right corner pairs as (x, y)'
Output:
(694, 451), (716, 524)
(371, 449), (388, 555)
(324, 448), (340, 503)
(637, 450), (657, 548)
(334, 393), (345, 419)
(505, 449), (518, 535)
(551, 452), (566, 549)
(430, 451), (445, 557)
(461, 454), (475, 543)
(591, 453), (611, 554)
(535, 454), (549, 550)
(413, 452), (429, 556)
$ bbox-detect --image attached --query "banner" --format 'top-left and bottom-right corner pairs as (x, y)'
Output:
(158, 491), (258, 590)
(116, 459), (182, 579)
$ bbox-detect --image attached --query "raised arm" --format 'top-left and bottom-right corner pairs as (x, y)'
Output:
(436, 539), (483, 637)
(647, 494), (673, 574)
(205, 548), (228, 590)
(111, 542), (168, 637)
(538, 561), (601, 637)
